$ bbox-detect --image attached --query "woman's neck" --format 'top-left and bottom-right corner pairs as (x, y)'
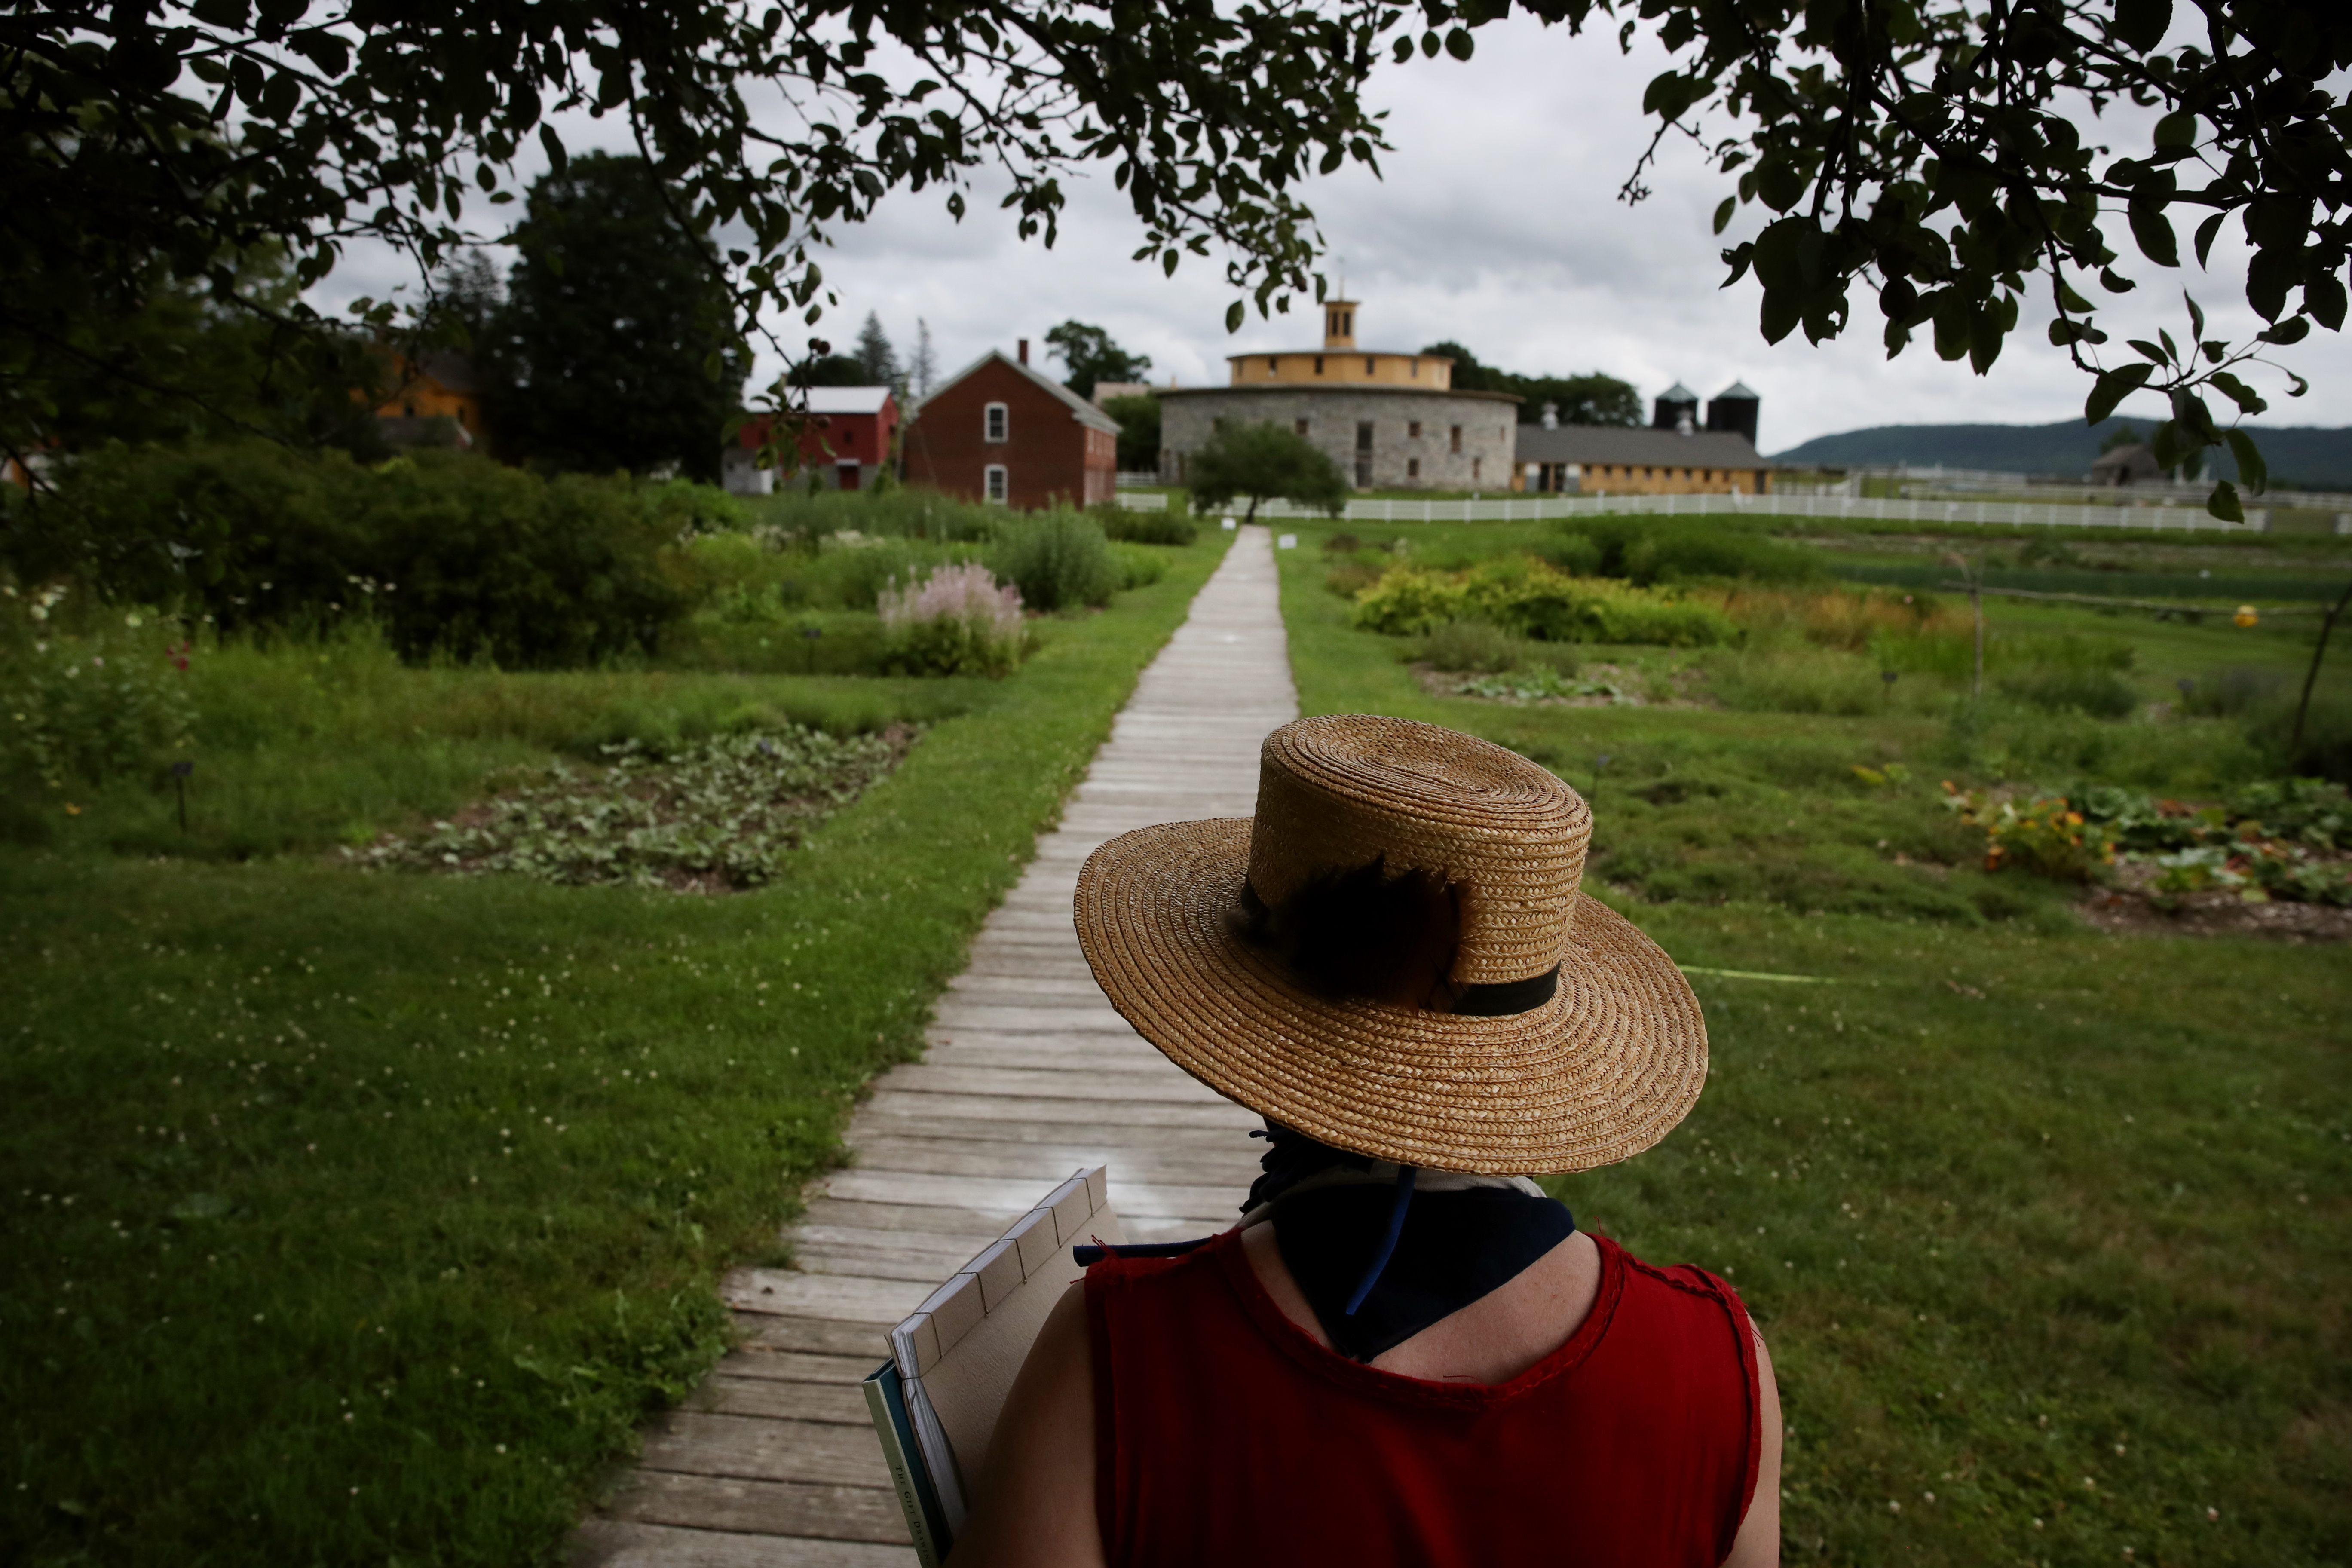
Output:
(1240, 1221), (1603, 1384)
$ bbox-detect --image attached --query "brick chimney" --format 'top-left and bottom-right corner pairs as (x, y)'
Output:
(1017, 338), (1029, 365)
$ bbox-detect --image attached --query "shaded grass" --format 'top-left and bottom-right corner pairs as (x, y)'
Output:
(1273, 518), (2351, 1565)
(0, 532), (1232, 1566)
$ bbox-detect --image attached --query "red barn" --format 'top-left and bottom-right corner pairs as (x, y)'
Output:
(725, 386), (900, 495)
(903, 346), (1120, 508)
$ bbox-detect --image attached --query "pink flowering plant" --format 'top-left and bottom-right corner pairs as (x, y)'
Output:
(878, 562), (1028, 677)
(1, 582), (194, 793)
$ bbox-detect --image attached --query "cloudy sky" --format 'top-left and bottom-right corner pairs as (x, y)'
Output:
(317, 15), (2352, 454)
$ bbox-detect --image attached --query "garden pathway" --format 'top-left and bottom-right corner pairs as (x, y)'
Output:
(571, 526), (1296, 1567)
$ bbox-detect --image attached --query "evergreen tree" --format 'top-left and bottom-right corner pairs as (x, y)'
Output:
(493, 153), (745, 482)
(853, 312), (900, 386)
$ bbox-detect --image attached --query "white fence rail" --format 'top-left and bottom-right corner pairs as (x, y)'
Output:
(1119, 489), (2264, 531)
(1114, 490), (1169, 510)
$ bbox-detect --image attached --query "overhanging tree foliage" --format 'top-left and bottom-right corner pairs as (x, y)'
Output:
(1463, 0), (2347, 517)
(3, 0), (1393, 472)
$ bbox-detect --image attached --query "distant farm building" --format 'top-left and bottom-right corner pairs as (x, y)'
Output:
(903, 343), (1121, 508)
(375, 351), (486, 450)
(1514, 380), (1770, 495)
(1156, 297), (1521, 490)
(725, 386), (902, 496)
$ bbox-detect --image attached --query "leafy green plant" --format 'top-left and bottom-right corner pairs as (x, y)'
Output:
(1109, 542), (1167, 592)
(1943, 784), (2118, 879)
(878, 562), (1026, 677)
(1, 583), (194, 794)
(1094, 503), (1196, 547)
(1353, 559), (1734, 647)
(1421, 619), (1522, 673)
(988, 511), (1118, 612)
(348, 726), (907, 889)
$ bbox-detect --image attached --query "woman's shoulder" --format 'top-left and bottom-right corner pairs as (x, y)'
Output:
(1591, 1236), (1752, 1332)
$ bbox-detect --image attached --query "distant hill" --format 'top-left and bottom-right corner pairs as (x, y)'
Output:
(1769, 419), (2352, 490)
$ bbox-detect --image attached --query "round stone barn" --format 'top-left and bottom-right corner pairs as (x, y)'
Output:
(1156, 298), (1520, 492)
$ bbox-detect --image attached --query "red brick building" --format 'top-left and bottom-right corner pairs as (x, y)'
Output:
(724, 386), (901, 495)
(903, 345), (1120, 508)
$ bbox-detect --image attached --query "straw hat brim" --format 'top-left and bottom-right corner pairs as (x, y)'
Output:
(1074, 818), (1707, 1176)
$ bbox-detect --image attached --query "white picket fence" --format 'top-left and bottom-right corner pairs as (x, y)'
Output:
(1115, 488), (2264, 531)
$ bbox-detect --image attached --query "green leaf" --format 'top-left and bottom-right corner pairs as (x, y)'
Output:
(2127, 338), (2168, 365)
(2152, 111), (2196, 148)
(540, 126), (567, 175)
(2171, 387), (2219, 444)
(2158, 328), (2179, 363)
(2099, 267), (2137, 294)
(1712, 196), (1736, 235)
(2128, 203), (2179, 268)
(2306, 271), (2348, 332)
(2194, 211), (2226, 268)
(2205, 480), (2244, 524)
(2224, 429), (2268, 494)
(1225, 300), (1245, 333)
(2207, 371), (2268, 416)
(2183, 292), (2204, 343)
(2084, 364), (2153, 424)
(1759, 290), (1802, 345)
(2056, 279), (2095, 313)
(1445, 27), (1475, 59)
(2112, 0), (2171, 52)
(2257, 316), (2309, 346)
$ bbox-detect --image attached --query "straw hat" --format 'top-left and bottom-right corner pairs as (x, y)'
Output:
(1072, 716), (1706, 1175)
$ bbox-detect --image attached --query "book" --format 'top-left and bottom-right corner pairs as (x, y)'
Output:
(861, 1357), (949, 1568)
(863, 1165), (1125, 1558)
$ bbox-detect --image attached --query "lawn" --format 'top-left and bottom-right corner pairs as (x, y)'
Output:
(0, 530), (1229, 1565)
(1272, 518), (2350, 1567)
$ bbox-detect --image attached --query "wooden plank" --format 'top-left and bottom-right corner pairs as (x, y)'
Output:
(701, 1349), (876, 1387)
(729, 1314), (893, 1360)
(639, 1412), (892, 1489)
(848, 1135), (1256, 1189)
(721, 1271), (930, 1322)
(686, 1378), (871, 1427)
(844, 1115), (1260, 1155)
(876, 1064), (1231, 1104)
(572, 1519), (916, 1568)
(854, 1089), (1256, 1130)
(603, 1470), (910, 1544)
(821, 1168), (1242, 1222)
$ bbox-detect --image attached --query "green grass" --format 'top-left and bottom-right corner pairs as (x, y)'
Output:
(0, 531), (1232, 1565)
(1272, 518), (2351, 1566)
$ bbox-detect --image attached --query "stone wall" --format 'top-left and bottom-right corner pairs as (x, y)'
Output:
(1158, 386), (1520, 492)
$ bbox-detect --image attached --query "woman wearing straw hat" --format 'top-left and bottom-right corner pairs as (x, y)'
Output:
(951, 715), (1782, 1568)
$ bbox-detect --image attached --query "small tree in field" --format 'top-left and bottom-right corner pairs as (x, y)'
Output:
(1186, 423), (1347, 525)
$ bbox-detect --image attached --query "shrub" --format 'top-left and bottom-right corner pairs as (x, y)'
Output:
(361, 456), (696, 668)
(0, 583), (195, 795)
(9, 443), (701, 667)
(2180, 666), (2286, 717)
(1558, 519), (1822, 585)
(879, 561), (1026, 677)
(1353, 560), (1733, 646)
(1421, 619), (1523, 673)
(1325, 563), (1385, 599)
(1109, 543), (1167, 592)
(989, 511), (1119, 612)
(1094, 504), (1197, 546)
(1350, 568), (1470, 636)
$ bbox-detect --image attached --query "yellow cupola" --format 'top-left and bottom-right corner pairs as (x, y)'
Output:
(1225, 296), (1452, 389)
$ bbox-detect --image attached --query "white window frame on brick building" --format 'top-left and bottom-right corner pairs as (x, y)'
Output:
(984, 464), (1008, 503)
(983, 403), (1008, 442)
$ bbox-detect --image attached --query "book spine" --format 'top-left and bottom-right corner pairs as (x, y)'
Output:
(861, 1363), (943, 1568)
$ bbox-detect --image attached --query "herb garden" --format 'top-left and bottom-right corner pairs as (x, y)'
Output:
(1277, 512), (2352, 1566)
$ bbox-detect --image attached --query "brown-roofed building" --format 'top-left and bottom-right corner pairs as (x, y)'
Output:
(1513, 423), (1772, 496)
(2090, 443), (2162, 486)
(375, 350), (488, 450)
(903, 343), (1121, 508)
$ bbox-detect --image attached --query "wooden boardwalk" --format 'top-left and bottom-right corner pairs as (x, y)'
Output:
(572, 527), (1297, 1567)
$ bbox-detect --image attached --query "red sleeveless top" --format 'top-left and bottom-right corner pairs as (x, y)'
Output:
(1086, 1229), (1760, 1568)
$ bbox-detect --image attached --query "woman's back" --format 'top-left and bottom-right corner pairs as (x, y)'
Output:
(1087, 1228), (1762, 1568)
